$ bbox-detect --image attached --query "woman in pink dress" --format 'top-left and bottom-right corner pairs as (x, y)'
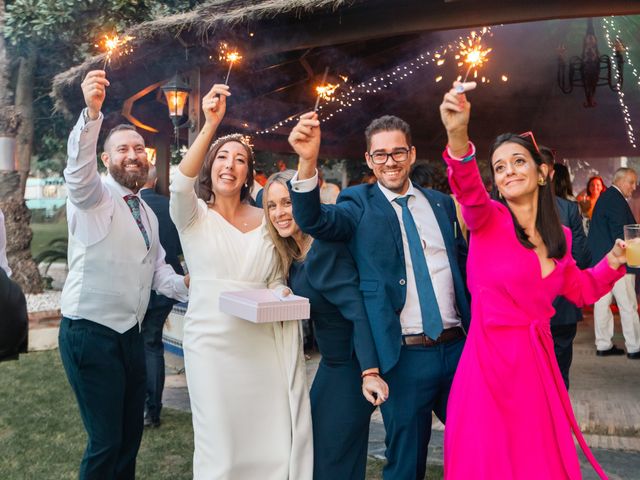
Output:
(438, 83), (629, 479)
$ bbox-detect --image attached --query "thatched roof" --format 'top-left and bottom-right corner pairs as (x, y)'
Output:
(51, 0), (360, 114)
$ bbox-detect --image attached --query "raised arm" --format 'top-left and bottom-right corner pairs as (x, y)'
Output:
(63, 71), (110, 210)
(288, 114), (359, 242)
(439, 82), (497, 232)
(170, 84), (229, 231)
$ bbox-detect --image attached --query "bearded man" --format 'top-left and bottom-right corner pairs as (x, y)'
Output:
(59, 70), (189, 480)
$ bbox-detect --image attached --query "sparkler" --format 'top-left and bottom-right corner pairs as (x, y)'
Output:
(313, 67), (330, 112)
(224, 51), (242, 84)
(99, 34), (134, 70)
(455, 36), (491, 93)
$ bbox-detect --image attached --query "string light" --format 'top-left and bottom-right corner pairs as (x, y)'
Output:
(256, 27), (508, 135)
(602, 17), (637, 148)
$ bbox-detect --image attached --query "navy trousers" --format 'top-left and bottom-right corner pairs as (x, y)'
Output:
(380, 337), (464, 480)
(59, 317), (146, 480)
(310, 355), (375, 480)
(551, 323), (578, 390)
(140, 305), (173, 422)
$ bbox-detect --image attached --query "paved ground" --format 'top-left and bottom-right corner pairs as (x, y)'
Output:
(162, 311), (640, 478)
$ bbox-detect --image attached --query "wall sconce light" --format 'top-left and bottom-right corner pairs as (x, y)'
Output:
(161, 74), (194, 130)
(557, 18), (624, 108)
(144, 147), (157, 165)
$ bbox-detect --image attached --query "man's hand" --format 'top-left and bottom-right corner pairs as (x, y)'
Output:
(439, 81), (471, 157)
(81, 70), (109, 121)
(288, 112), (320, 180)
(202, 84), (230, 129)
(362, 371), (389, 407)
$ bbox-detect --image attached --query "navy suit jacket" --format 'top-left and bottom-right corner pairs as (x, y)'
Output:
(588, 186), (637, 273)
(140, 188), (184, 309)
(291, 181), (470, 374)
(552, 198), (591, 326)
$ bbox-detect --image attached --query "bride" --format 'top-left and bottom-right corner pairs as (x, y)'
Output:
(169, 83), (312, 479)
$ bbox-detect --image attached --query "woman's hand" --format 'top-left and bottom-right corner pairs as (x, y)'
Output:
(439, 82), (471, 157)
(362, 370), (389, 406)
(606, 238), (627, 270)
(202, 84), (230, 128)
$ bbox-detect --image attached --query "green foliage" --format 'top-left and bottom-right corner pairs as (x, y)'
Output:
(2, 0), (203, 177)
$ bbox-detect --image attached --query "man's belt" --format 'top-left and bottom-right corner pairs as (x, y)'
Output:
(401, 327), (465, 347)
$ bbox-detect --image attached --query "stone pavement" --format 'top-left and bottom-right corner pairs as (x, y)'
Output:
(162, 310), (640, 478)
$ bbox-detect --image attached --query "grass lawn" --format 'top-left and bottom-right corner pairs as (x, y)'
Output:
(30, 220), (68, 259)
(0, 350), (443, 479)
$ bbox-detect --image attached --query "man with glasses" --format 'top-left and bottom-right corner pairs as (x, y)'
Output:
(288, 113), (470, 479)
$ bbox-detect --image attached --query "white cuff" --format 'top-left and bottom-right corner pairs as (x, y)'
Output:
(290, 170), (319, 192)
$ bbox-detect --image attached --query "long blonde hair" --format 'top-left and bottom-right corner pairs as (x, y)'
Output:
(262, 169), (313, 278)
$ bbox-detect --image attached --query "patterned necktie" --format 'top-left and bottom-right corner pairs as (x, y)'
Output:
(394, 195), (443, 340)
(124, 194), (150, 249)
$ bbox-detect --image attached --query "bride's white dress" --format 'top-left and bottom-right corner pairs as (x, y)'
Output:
(170, 170), (313, 480)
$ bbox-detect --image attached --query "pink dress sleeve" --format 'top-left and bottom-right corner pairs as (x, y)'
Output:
(442, 146), (497, 233)
(561, 255), (625, 307)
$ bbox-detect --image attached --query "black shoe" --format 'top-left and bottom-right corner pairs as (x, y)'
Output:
(627, 351), (640, 359)
(596, 346), (625, 357)
(144, 414), (161, 428)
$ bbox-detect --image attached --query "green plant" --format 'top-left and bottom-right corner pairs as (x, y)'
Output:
(33, 235), (68, 276)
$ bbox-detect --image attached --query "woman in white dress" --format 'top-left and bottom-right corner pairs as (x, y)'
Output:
(169, 83), (313, 479)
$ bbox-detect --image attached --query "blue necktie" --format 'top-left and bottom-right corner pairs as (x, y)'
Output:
(394, 195), (443, 340)
(124, 195), (150, 249)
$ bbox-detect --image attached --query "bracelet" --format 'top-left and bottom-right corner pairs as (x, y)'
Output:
(361, 372), (380, 379)
(446, 141), (476, 163)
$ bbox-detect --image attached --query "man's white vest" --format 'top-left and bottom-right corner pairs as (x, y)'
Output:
(61, 181), (158, 333)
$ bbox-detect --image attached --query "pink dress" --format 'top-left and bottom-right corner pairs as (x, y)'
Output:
(442, 149), (624, 480)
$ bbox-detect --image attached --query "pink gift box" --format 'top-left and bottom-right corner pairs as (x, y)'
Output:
(219, 289), (310, 323)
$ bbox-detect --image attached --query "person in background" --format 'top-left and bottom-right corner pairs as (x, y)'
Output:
(59, 70), (189, 480)
(0, 267), (28, 362)
(552, 163), (576, 201)
(318, 169), (341, 205)
(263, 169), (387, 480)
(139, 165), (184, 428)
(0, 208), (11, 276)
(539, 146), (591, 389)
(588, 167), (640, 359)
(578, 175), (606, 221)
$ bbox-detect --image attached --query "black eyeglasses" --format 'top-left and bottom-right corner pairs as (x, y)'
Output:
(368, 148), (411, 165)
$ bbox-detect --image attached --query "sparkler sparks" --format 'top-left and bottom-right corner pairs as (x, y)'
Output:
(218, 43), (243, 84)
(99, 34), (134, 69)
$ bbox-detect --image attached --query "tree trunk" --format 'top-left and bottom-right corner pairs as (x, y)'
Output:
(0, 171), (41, 293)
(15, 49), (36, 193)
(0, 7), (42, 293)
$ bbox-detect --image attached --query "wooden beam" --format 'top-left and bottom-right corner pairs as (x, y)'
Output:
(249, 0), (640, 55)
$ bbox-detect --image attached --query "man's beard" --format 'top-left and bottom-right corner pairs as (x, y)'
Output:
(109, 160), (149, 192)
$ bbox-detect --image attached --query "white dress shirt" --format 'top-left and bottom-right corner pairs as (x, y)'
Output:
(64, 110), (188, 303)
(0, 209), (10, 276)
(291, 171), (461, 334)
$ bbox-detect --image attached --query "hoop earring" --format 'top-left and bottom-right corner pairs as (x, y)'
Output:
(537, 178), (547, 186)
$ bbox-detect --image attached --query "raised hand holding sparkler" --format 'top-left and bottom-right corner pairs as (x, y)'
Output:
(81, 70), (110, 121)
(289, 111), (321, 180)
(440, 82), (472, 158)
(202, 84), (230, 128)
